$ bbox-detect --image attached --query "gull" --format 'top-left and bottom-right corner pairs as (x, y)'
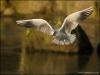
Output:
(16, 7), (93, 45)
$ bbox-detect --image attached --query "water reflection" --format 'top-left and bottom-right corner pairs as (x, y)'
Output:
(20, 49), (78, 74)
(76, 26), (94, 72)
(0, 17), (99, 74)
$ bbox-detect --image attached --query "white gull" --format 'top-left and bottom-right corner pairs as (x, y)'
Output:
(16, 7), (93, 45)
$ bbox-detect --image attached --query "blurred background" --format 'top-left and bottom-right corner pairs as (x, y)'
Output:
(0, 0), (100, 74)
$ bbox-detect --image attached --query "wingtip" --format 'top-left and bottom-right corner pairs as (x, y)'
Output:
(16, 20), (23, 24)
(88, 6), (93, 9)
(87, 6), (94, 11)
(82, 6), (94, 13)
(88, 7), (94, 13)
(16, 21), (19, 24)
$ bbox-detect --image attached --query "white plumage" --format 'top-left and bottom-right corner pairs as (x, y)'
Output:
(16, 7), (93, 45)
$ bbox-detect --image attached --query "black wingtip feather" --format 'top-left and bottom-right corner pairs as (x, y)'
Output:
(80, 7), (93, 20)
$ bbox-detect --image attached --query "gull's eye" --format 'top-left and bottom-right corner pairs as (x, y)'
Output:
(53, 31), (57, 36)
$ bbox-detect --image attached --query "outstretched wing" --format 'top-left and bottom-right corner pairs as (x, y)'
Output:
(59, 7), (93, 33)
(16, 19), (54, 35)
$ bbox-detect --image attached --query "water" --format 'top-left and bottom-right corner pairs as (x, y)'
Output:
(0, 48), (99, 74)
(0, 17), (99, 75)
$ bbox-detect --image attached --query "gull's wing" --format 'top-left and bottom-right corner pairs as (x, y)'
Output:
(16, 19), (54, 35)
(59, 7), (93, 33)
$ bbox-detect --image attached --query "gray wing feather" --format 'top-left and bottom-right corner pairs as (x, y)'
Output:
(59, 7), (93, 33)
(16, 19), (54, 35)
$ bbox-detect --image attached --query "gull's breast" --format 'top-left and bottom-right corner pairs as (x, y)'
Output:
(55, 32), (69, 41)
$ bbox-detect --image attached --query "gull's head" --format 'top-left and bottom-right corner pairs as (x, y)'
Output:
(51, 30), (58, 36)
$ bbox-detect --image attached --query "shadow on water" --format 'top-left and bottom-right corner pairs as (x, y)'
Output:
(75, 25), (94, 72)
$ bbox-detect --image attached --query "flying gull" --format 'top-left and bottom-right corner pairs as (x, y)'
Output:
(16, 7), (93, 45)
